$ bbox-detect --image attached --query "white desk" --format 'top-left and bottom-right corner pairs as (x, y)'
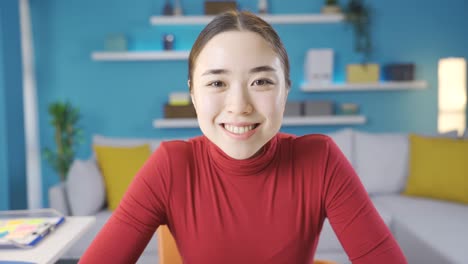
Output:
(0, 216), (95, 264)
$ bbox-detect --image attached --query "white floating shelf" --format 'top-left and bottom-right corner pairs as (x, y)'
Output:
(150, 14), (344, 25)
(154, 118), (199, 128)
(301, 80), (428, 92)
(282, 116), (366, 126)
(153, 115), (366, 128)
(91, 51), (190, 61)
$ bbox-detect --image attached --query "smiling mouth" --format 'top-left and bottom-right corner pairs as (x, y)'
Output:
(221, 123), (260, 134)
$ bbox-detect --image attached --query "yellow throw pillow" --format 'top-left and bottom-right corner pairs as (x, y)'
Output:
(403, 134), (468, 204)
(94, 144), (151, 210)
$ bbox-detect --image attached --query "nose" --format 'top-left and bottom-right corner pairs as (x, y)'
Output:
(225, 85), (253, 115)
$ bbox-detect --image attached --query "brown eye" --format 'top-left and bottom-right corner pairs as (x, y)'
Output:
(252, 79), (273, 86)
(209, 81), (225, 88)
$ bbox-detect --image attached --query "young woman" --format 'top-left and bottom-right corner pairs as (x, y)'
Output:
(80, 11), (407, 263)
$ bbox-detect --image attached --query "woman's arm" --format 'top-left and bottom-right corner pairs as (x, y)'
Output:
(321, 138), (407, 264)
(79, 144), (171, 263)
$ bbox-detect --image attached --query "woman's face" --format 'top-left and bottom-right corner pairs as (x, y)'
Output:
(191, 30), (288, 160)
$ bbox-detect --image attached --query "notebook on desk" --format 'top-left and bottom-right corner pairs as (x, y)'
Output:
(0, 209), (65, 249)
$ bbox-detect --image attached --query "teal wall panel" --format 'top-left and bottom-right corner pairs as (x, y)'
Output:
(0, 7), (8, 211)
(0, 0), (27, 210)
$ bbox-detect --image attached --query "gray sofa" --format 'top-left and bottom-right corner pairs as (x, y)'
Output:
(49, 130), (468, 263)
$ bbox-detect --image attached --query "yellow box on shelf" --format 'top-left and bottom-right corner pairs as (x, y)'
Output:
(169, 100), (191, 106)
(346, 63), (380, 83)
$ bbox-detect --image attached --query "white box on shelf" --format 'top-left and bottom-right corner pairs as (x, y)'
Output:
(305, 49), (334, 84)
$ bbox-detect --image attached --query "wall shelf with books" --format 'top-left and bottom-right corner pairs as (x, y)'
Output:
(153, 115), (366, 128)
(150, 13), (344, 26)
(300, 80), (428, 92)
(91, 51), (190, 61)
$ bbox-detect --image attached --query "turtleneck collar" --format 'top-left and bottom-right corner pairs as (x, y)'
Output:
(205, 134), (279, 177)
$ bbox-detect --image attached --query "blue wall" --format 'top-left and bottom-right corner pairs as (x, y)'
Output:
(0, 0), (27, 210)
(0, 9), (8, 211)
(29, 0), (468, 206)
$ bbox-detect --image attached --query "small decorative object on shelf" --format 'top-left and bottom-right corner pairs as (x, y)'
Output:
(305, 49), (334, 85)
(174, 0), (183, 16)
(339, 103), (359, 115)
(163, 34), (175, 50)
(258, 0), (268, 14)
(165, 91), (196, 118)
(383, 63), (415, 81)
(346, 63), (379, 83)
(304, 101), (334, 116)
(284, 101), (303, 117)
(169, 92), (191, 106)
(162, 0), (174, 15)
(204, 1), (237, 15)
(321, 0), (342, 14)
(164, 104), (197, 118)
(105, 34), (127, 51)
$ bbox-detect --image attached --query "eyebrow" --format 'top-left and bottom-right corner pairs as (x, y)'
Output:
(201, 69), (229, 76)
(201, 65), (276, 76)
(249, 65), (276, 73)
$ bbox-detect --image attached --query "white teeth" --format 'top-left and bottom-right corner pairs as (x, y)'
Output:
(224, 124), (256, 134)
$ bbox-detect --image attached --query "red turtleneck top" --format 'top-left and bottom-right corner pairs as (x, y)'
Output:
(80, 133), (407, 263)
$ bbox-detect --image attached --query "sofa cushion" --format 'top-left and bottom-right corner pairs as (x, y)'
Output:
(372, 195), (468, 264)
(94, 144), (152, 210)
(326, 128), (354, 165)
(403, 134), (468, 204)
(354, 131), (409, 194)
(66, 159), (106, 216)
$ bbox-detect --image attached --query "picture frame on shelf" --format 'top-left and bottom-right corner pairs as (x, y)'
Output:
(204, 1), (237, 15)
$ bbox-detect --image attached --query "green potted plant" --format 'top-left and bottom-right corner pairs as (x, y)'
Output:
(321, 0), (342, 14)
(43, 101), (83, 182)
(344, 0), (372, 62)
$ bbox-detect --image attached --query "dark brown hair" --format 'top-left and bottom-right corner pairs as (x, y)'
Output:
(188, 10), (291, 91)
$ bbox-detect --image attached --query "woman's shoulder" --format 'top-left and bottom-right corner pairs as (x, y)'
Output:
(277, 133), (340, 162)
(277, 133), (344, 168)
(155, 135), (207, 156)
(278, 132), (333, 149)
